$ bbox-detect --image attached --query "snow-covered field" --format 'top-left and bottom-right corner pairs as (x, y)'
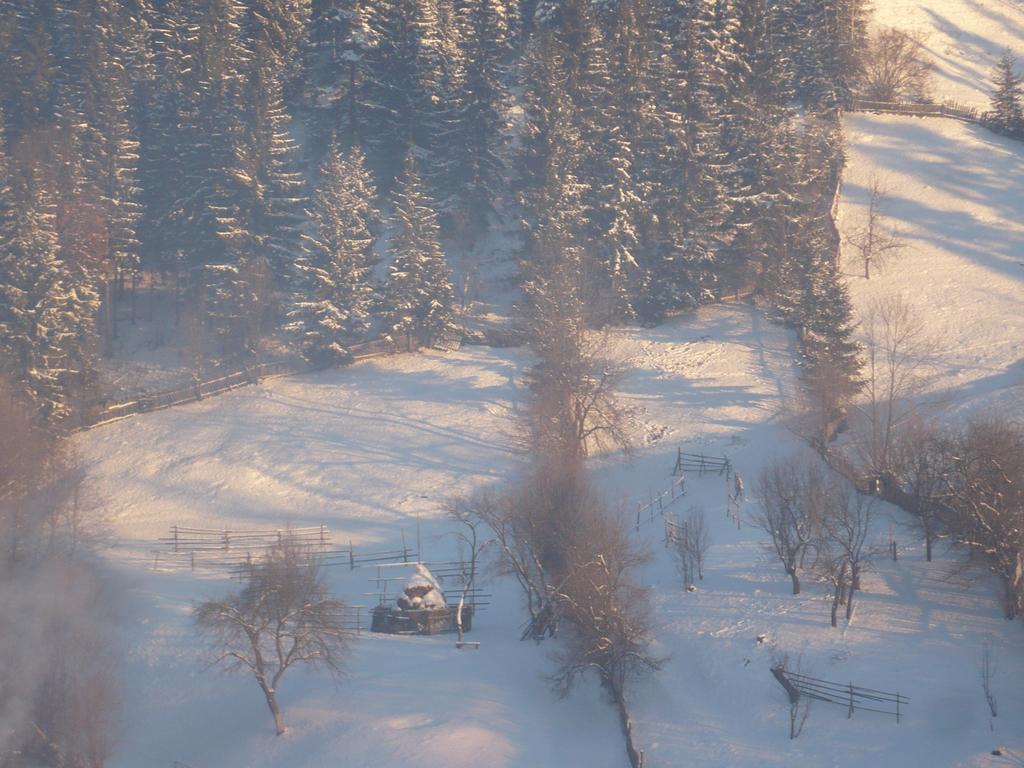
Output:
(874, 0), (1024, 107)
(79, 302), (1024, 768)
(72, 3), (1024, 765)
(838, 112), (1024, 419)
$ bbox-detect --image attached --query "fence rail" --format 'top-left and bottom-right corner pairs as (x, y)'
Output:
(634, 474), (687, 532)
(848, 97), (980, 123)
(79, 336), (409, 431)
(160, 524), (331, 553)
(672, 449), (732, 478)
(771, 667), (907, 723)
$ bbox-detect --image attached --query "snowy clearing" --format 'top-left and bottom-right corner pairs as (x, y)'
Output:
(838, 112), (1024, 419)
(79, 304), (1024, 768)
(874, 0), (1024, 107)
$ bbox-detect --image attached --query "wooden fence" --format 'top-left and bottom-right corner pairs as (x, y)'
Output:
(161, 524), (332, 553)
(633, 474), (687, 533)
(672, 449), (732, 478)
(78, 336), (406, 431)
(849, 97), (981, 123)
(151, 524), (436, 575)
(771, 667), (908, 723)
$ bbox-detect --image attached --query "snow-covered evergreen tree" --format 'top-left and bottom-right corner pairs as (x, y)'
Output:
(216, 37), (307, 282)
(364, 0), (449, 186)
(382, 152), (455, 346)
(0, 149), (98, 421)
(441, 0), (511, 239)
(246, 0), (312, 96)
(988, 49), (1024, 136)
(306, 0), (378, 156)
(290, 144), (378, 364)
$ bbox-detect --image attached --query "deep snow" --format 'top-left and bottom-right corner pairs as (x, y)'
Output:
(80, 303), (1024, 768)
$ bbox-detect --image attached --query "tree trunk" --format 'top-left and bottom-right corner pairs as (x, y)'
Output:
(845, 583), (856, 621)
(789, 567), (801, 595)
(261, 686), (286, 735)
(613, 684), (643, 768)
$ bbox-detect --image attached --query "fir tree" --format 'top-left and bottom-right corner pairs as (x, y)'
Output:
(989, 49), (1024, 136)
(364, 0), (449, 186)
(0, 153), (98, 421)
(216, 37), (307, 282)
(246, 0), (312, 96)
(290, 144), (378, 364)
(382, 152), (455, 346)
(443, 0), (511, 239)
(306, 0), (378, 156)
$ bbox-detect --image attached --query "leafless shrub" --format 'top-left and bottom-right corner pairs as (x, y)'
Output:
(550, 500), (660, 768)
(194, 537), (351, 735)
(671, 506), (711, 587)
(941, 417), (1024, 618)
(980, 641), (998, 718)
(854, 295), (937, 480)
(751, 456), (828, 594)
(888, 417), (951, 561)
(845, 176), (904, 280)
(816, 488), (878, 624)
(861, 27), (933, 102)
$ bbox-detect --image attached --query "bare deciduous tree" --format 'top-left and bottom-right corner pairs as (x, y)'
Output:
(550, 503), (660, 768)
(194, 538), (351, 735)
(860, 28), (933, 103)
(889, 417), (951, 561)
(0, 388), (119, 768)
(751, 457), (826, 594)
(846, 176), (904, 280)
(671, 506), (711, 587)
(521, 242), (635, 461)
(447, 500), (487, 643)
(817, 488), (878, 623)
(941, 418), (1024, 618)
(855, 295), (936, 480)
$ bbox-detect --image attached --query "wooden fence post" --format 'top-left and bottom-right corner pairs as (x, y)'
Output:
(173, 524), (179, 553)
(349, 540), (355, 570)
(848, 682), (855, 719)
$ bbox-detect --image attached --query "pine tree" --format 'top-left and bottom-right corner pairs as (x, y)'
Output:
(246, 0), (312, 96)
(442, 0), (511, 239)
(290, 144), (378, 364)
(174, 0), (251, 272)
(989, 49), (1024, 136)
(640, 0), (731, 320)
(365, 0), (449, 186)
(382, 152), (455, 346)
(74, 1), (143, 296)
(720, 0), (796, 294)
(216, 37), (307, 282)
(0, 149), (98, 421)
(306, 0), (378, 156)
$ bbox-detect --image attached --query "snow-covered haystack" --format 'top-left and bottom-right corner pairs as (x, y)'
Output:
(371, 564), (465, 635)
(396, 564), (447, 611)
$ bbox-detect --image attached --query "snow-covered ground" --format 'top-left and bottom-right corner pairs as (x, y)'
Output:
(73, 2), (1024, 764)
(838, 112), (1024, 419)
(79, 303), (1024, 768)
(874, 0), (1024, 107)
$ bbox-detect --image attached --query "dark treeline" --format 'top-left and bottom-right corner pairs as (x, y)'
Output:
(0, 0), (869, 424)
